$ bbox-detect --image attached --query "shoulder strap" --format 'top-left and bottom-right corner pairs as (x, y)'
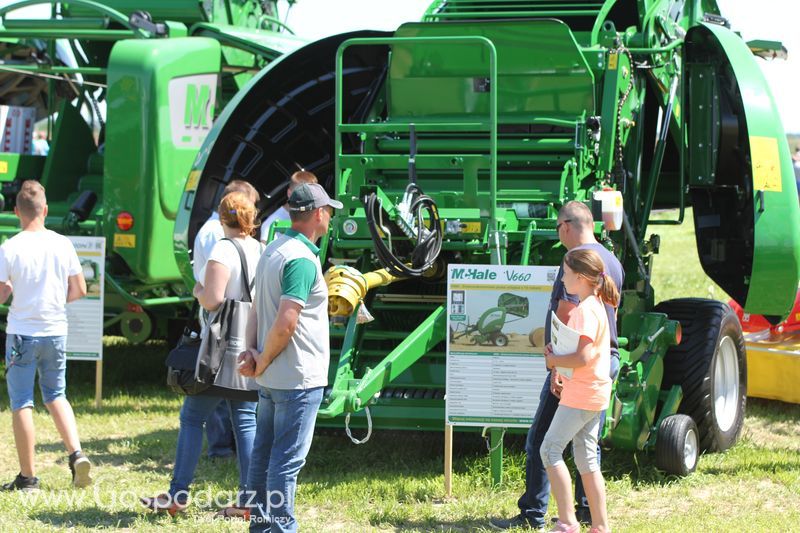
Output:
(221, 238), (252, 302)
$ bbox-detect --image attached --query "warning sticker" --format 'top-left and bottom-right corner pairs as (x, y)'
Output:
(750, 136), (782, 192)
(114, 234), (136, 248)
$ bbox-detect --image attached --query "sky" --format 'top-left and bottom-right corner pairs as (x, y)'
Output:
(0, 0), (796, 131)
(280, 0), (800, 133)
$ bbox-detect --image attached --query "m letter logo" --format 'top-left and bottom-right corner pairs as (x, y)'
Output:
(168, 74), (218, 149)
(183, 84), (211, 129)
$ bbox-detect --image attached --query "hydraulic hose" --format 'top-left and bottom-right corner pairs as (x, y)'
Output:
(363, 182), (442, 278)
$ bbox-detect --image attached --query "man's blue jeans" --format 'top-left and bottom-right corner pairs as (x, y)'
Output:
(248, 386), (323, 533)
(206, 399), (236, 458)
(517, 358), (619, 526)
(170, 394), (257, 505)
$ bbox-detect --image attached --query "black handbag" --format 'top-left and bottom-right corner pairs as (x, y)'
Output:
(165, 302), (209, 395)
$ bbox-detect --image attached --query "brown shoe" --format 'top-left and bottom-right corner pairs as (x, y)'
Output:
(215, 505), (250, 520)
(140, 493), (188, 516)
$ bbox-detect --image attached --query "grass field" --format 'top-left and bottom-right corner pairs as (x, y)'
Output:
(1, 209), (798, 532)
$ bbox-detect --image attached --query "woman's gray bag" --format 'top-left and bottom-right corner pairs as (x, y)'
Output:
(195, 238), (258, 401)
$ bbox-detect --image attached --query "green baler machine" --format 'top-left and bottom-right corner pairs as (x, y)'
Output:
(0, 0), (303, 342)
(176, 0), (800, 474)
(449, 292), (529, 347)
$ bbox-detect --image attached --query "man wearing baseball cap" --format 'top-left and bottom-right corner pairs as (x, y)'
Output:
(239, 180), (341, 532)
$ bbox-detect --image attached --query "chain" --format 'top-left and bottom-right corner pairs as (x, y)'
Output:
(613, 46), (635, 184)
(482, 427), (506, 453)
(345, 406), (372, 445)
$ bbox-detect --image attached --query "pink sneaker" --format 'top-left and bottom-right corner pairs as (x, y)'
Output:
(550, 520), (579, 533)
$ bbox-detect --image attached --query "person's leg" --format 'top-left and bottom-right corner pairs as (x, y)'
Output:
(248, 389), (275, 533)
(575, 356), (619, 519)
(266, 387), (323, 533)
(169, 394), (220, 502)
(5, 335), (38, 479)
(516, 372), (560, 526)
(579, 471), (608, 532)
(38, 336), (93, 487)
(44, 399), (80, 453)
(227, 398), (258, 507)
(572, 412), (608, 532)
(540, 406), (597, 528)
(207, 400), (237, 458)
(39, 337), (80, 453)
(11, 408), (36, 478)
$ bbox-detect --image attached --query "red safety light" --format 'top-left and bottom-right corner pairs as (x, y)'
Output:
(116, 211), (134, 231)
(674, 322), (682, 345)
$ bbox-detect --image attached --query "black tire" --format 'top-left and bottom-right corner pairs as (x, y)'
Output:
(653, 298), (747, 452)
(655, 414), (699, 476)
(494, 333), (509, 347)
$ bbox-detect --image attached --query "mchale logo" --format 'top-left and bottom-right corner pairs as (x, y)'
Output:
(451, 268), (497, 281)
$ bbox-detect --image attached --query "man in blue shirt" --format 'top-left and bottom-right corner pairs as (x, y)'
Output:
(492, 201), (624, 529)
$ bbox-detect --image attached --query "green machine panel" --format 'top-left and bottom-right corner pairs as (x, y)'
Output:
(105, 37), (221, 284)
(686, 23), (800, 318)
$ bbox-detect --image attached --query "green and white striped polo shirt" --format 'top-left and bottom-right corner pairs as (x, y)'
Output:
(254, 229), (329, 390)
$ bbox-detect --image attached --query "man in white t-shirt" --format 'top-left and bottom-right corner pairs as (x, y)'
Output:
(259, 170), (318, 244)
(0, 180), (90, 492)
(192, 179), (260, 459)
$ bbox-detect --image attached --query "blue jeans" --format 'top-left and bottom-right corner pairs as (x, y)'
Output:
(247, 387), (323, 533)
(206, 399), (236, 458)
(5, 335), (67, 411)
(170, 394), (257, 505)
(517, 358), (619, 525)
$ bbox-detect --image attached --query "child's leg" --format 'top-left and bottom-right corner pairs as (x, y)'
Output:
(540, 405), (598, 526)
(12, 408), (36, 477)
(573, 412), (608, 532)
(45, 399), (81, 454)
(39, 337), (82, 454)
(6, 335), (39, 478)
(547, 462), (575, 525)
(579, 470), (607, 532)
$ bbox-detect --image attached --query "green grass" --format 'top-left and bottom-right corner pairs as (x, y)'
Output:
(649, 208), (731, 303)
(1, 209), (798, 531)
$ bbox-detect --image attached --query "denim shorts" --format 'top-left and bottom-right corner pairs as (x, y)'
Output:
(5, 334), (68, 411)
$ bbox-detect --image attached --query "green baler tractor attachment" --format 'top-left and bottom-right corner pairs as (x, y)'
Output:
(176, 0), (800, 474)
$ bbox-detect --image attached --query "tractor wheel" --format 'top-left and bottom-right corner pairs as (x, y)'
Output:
(468, 336), (478, 345)
(494, 333), (509, 347)
(655, 414), (699, 476)
(653, 299), (747, 452)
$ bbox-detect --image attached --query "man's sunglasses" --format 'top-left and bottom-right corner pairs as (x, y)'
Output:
(556, 219), (573, 232)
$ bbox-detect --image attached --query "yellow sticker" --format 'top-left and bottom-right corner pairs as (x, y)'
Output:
(608, 52), (618, 70)
(114, 234), (136, 248)
(0, 161), (7, 174)
(461, 221), (482, 233)
(184, 169), (201, 192)
(750, 136), (782, 192)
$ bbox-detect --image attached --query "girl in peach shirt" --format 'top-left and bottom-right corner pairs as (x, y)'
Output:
(542, 248), (619, 533)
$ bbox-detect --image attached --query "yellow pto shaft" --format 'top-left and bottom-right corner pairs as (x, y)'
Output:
(325, 265), (403, 317)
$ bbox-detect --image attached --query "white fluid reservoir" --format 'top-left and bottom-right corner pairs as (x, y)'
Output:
(594, 190), (623, 231)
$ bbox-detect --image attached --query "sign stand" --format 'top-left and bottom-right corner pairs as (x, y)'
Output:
(66, 237), (106, 409)
(444, 264), (558, 490)
(490, 428), (503, 486)
(444, 423), (453, 497)
(95, 360), (103, 408)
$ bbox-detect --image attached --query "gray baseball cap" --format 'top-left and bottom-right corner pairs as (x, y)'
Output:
(288, 183), (343, 212)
